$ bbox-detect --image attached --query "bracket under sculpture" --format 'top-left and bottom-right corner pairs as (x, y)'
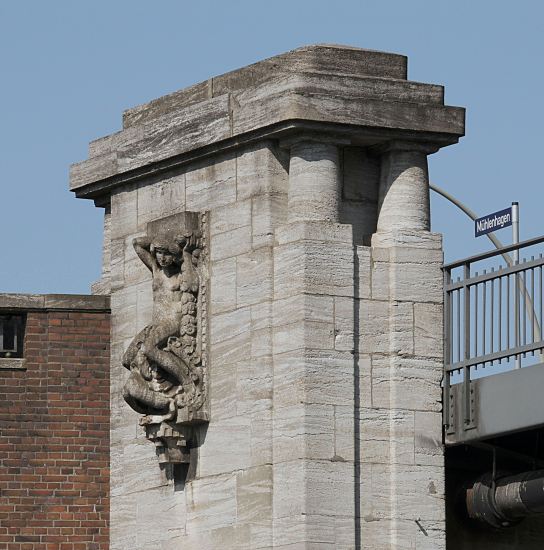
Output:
(122, 212), (209, 465)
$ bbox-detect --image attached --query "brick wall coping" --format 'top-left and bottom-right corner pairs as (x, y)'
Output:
(0, 293), (110, 312)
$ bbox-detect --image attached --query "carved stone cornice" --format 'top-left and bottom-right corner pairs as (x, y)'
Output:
(70, 45), (465, 203)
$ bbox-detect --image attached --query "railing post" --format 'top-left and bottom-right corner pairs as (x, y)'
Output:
(464, 262), (474, 429)
(513, 202), (521, 369)
(443, 267), (452, 429)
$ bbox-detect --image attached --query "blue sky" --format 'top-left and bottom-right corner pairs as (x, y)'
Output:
(1, 1), (543, 293)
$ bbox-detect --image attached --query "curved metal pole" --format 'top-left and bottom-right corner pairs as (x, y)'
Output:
(430, 182), (542, 357)
(430, 182), (506, 252)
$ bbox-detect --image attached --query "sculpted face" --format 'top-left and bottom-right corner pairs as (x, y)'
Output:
(155, 248), (174, 268)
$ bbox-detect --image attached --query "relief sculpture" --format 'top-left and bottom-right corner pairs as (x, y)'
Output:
(122, 212), (208, 465)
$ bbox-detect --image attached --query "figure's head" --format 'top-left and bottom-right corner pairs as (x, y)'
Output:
(154, 247), (174, 268)
(150, 238), (180, 268)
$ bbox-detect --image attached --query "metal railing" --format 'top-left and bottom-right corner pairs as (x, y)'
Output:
(443, 235), (544, 430)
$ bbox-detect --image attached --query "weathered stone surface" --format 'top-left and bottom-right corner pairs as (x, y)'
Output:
(359, 299), (414, 355)
(236, 465), (273, 523)
(70, 45), (464, 198)
(359, 407), (415, 464)
(208, 362), (237, 421)
(111, 184), (138, 238)
(210, 257), (236, 314)
(415, 411), (444, 466)
(236, 357), (273, 417)
(136, 174), (186, 227)
(186, 472), (238, 532)
(372, 227), (443, 250)
(357, 354), (373, 409)
(252, 193), (287, 249)
(198, 419), (252, 477)
(273, 349), (355, 409)
(275, 220), (353, 245)
(209, 199), (251, 237)
(288, 141), (341, 223)
(334, 405), (356, 463)
(361, 518), (445, 550)
(109, 238), (125, 291)
(274, 238), (355, 298)
(210, 329), (251, 366)
(250, 411), (273, 467)
(305, 460), (355, 517)
(371, 258), (443, 303)
(185, 152), (237, 211)
(236, 248), (274, 307)
(272, 460), (305, 518)
(123, 45), (410, 129)
(91, 205), (112, 294)
(371, 355), (443, 412)
(377, 147), (431, 232)
(236, 141), (288, 200)
(71, 44), (462, 550)
(414, 302), (443, 359)
(273, 320), (335, 354)
(210, 307), (251, 345)
(210, 225), (252, 261)
(274, 293), (334, 326)
(368, 463), (445, 521)
(273, 404), (335, 462)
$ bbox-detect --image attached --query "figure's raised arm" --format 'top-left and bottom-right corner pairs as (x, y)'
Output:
(175, 230), (201, 254)
(133, 237), (155, 271)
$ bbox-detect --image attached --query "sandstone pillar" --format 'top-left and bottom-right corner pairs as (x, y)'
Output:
(377, 142), (435, 233)
(366, 141), (446, 549)
(272, 136), (357, 546)
(70, 45), (465, 549)
(287, 140), (341, 223)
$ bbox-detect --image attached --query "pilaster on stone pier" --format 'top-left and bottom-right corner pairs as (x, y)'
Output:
(370, 140), (446, 549)
(287, 139), (342, 223)
(377, 141), (438, 234)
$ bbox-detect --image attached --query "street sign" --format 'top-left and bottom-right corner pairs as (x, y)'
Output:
(475, 207), (513, 238)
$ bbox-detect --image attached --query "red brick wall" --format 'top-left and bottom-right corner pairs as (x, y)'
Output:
(0, 310), (110, 550)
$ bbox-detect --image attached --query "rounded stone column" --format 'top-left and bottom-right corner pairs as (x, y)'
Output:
(287, 141), (341, 223)
(376, 142), (436, 233)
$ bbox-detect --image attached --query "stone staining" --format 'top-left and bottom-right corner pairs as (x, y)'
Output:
(122, 211), (209, 465)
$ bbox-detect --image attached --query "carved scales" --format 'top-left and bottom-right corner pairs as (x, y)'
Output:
(121, 212), (209, 464)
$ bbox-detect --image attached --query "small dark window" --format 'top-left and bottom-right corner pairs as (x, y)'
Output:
(0, 314), (25, 358)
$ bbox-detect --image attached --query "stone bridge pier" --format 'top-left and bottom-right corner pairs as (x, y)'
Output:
(71, 45), (465, 549)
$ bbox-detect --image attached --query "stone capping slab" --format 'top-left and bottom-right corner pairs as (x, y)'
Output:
(0, 293), (110, 312)
(122, 44), (409, 128)
(0, 358), (26, 371)
(70, 44), (465, 199)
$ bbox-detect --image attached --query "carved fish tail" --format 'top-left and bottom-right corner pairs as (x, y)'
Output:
(145, 347), (191, 386)
(122, 371), (171, 414)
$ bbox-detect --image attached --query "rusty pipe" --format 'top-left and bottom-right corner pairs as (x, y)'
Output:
(467, 470), (544, 528)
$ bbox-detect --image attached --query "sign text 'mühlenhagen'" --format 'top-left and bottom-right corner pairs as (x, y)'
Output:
(475, 207), (513, 238)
